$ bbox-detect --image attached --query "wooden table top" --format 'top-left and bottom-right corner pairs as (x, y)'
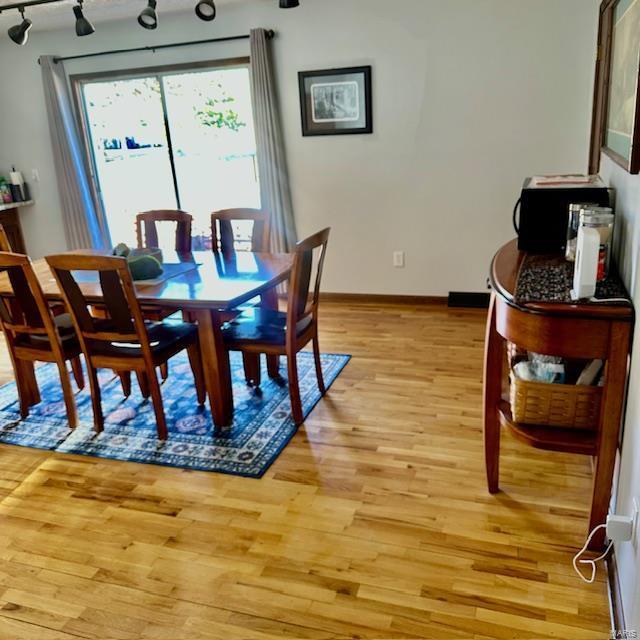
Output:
(0, 249), (294, 310)
(490, 239), (633, 321)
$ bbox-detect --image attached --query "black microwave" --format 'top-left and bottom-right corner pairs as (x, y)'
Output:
(515, 176), (612, 253)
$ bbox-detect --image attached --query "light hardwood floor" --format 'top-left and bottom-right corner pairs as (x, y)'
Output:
(0, 302), (610, 639)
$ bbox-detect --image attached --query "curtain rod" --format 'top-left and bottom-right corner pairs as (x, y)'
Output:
(0, 0), (62, 10)
(44, 30), (274, 64)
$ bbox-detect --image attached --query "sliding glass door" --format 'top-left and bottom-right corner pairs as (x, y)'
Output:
(77, 62), (260, 250)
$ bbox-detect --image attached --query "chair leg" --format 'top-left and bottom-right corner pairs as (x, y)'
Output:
(261, 289), (281, 379)
(186, 346), (206, 406)
(243, 353), (261, 387)
(18, 387), (30, 420)
(56, 362), (78, 429)
(70, 356), (85, 390)
(21, 359), (41, 406)
(159, 362), (169, 381)
(136, 371), (151, 399)
(86, 365), (104, 433)
(267, 355), (280, 379)
(286, 353), (303, 426)
(312, 330), (326, 395)
(118, 371), (132, 398)
(147, 369), (168, 440)
(14, 359), (40, 419)
(15, 360), (33, 419)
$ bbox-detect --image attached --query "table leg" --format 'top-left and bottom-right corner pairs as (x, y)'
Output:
(193, 308), (234, 429)
(588, 321), (631, 551)
(261, 288), (280, 378)
(484, 292), (503, 494)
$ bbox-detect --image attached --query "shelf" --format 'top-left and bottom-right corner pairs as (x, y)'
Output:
(498, 400), (598, 456)
(0, 200), (34, 213)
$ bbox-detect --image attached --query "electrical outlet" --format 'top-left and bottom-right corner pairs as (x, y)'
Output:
(607, 514), (634, 542)
(393, 251), (405, 268)
(31, 169), (40, 183)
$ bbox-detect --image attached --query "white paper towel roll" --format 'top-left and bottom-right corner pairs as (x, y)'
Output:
(9, 170), (24, 186)
(571, 227), (600, 300)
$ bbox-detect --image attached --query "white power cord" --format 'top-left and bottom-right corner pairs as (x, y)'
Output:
(587, 297), (630, 303)
(573, 512), (637, 584)
(572, 524), (613, 584)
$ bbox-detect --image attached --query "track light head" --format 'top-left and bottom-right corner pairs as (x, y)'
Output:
(138, 0), (158, 30)
(8, 8), (32, 46)
(195, 0), (216, 21)
(279, 0), (299, 7)
(73, 1), (95, 37)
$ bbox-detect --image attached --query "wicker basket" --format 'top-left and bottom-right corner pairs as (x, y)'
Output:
(510, 375), (601, 430)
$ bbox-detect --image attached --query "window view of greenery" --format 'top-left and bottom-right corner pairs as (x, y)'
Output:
(82, 66), (260, 250)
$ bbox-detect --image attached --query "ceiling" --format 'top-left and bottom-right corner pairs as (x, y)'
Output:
(0, 0), (240, 30)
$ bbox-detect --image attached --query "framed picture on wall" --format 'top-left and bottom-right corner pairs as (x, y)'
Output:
(601, 0), (640, 173)
(298, 66), (372, 136)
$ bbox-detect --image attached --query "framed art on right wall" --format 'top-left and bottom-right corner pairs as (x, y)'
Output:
(601, 0), (640, 173)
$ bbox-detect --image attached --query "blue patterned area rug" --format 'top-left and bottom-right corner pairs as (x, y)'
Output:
(0, 352), (350, 478)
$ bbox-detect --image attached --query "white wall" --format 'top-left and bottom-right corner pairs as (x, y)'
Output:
(601, 153), (640, 632)
(0, 0), (599, 295)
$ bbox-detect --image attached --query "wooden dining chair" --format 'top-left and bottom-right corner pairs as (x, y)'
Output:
(0, 224), (13, 252)
(211, 209), (278, 383)
(0, 225), (24, 321)
(211, 208), (271, 254)
(134, 210), (193, 379)
(46, 254), (206, 440)
(0, 252), (85, 428)
(222, 228), (331, 425)
(136, 210), (193, 253)
(0, 223), (73, 321)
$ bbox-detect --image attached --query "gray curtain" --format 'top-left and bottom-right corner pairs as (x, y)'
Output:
(250, 29), (297, 252)
(40, 56), (111, 250)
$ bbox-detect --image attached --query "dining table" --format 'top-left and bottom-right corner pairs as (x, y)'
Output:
(0, 249), (294, 428)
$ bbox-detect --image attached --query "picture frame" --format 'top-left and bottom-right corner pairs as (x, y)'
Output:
(298, 66), (372, 137)
(593, 0), (640, 174)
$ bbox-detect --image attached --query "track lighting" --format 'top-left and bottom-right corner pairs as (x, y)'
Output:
(8, 7), (32, 45)
(195, 0), (216, 21)
(73, 1), (94, 37)
(138, 0), (158, 30)
(1, 0), (281, 45)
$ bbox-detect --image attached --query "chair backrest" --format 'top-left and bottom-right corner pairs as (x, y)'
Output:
(46, 254), (152, 362)
(0, 224), (13, 252)
(0, 252), (65, 354)
(286, 228), (330, 339)
(211, 208), (271, 255)
(136, 210), (193, 253)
